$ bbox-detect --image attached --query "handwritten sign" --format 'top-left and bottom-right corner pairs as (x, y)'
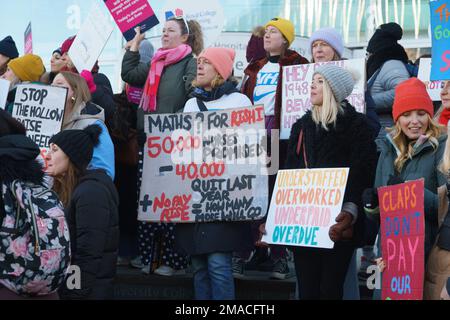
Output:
(104, 0), (159, 41)
(12, 84), (67, 153)
(0, 79), (9, 109)
(24, 22), (32, 54)
(378, 179), (425, 300)
(69, 2), (114, 73)
(262, 168), (349, 249)
(281, 59), (366, 139)
(418, 58), (446, 101)
(430, 0), (450, 80)
(138, 106), (269, 223)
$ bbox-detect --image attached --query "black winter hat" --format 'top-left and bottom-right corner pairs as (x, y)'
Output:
(367, 22), (403, 54)
(0, 134), (40, 161)
(0, 36), (19, 59)
(49, 124), (102, 170)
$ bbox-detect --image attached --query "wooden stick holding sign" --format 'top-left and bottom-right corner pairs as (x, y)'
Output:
(378, 179), (425, 300)
(12, 84), (68, 163)
(138, 106), (269, 223)
(262, 168), (349, 249)
(69, 2), (114, 73)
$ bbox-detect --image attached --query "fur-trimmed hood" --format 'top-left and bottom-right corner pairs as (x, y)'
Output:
(0, 134), (44, 185)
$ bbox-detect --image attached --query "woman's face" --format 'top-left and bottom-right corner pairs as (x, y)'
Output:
(61, 52), (74, 70)
(441, 81), (450, 109)
(52, 73), (74, 105)
(195, 57), (218, 90)
(264, 26), (286, 56)
(45, 143), (70, 177)
(0, 54), (9, 68)
(50, 52), (65, 72)
(398, 110), (429, 140)
(312, 40), (336, 62)
(311, 74), (324, 106)
(161, 20), (187, 50)
(0, 67), (19, 87)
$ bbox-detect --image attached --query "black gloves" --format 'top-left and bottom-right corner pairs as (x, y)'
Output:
(387, 174), (404, 186)
(362, 188), (379, 209)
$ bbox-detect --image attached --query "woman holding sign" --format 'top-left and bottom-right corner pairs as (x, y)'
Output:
(283, 65), (378, 299)
(121, 12), (204, 276)
(363, 78), (446, 299)
(176, 47), (253, 300)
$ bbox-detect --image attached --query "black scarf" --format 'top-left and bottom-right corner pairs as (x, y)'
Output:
(367, 44), (409, 79)
(192, 81), (239, 102)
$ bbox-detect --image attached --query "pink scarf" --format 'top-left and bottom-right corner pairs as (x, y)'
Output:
(140, 44), (192, 112)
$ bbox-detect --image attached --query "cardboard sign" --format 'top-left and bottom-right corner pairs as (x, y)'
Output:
(281, 59), (366, 140)
(378, 179), (425, 300)
(24, 22), (33, 54)
(262, 168), (349, 249)
(430, 0), (450, 80)
(69, 2), (114, 73)
(138, 106), (269, 223)
(104, 0), (159, 41)
(0, 79), (9, 109)
(418, 57), (446, 101)
(12, 84), (67, 153)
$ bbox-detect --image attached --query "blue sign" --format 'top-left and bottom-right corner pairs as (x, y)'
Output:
(430, 0), (450, 80)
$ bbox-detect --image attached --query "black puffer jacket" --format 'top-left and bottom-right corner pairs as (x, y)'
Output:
(91, 73), (116, 130)
(285, 102), (378, 247)
(59, 169), (119, 300)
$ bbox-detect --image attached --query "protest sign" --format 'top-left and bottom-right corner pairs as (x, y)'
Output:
(24, 22), (32, 54)
(138, 105), (269, 223)
(262, 168), (349, 249)
(378, 179), (425, 300)
(0, 79), (9, 109)
(12, 84), (67, 154)
(281, 59), (366, 140)
(104, 0), (159, 41)
(430, 0), (450, 80)
(418, 57), (446, 101)
(69, 2), (114, 73)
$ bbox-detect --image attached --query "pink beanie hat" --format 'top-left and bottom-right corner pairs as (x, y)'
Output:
(198, 47), (235, 80)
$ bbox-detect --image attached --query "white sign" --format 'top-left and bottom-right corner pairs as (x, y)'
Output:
(12, 84), (68, 151)
(0, 79), (9, 110)
(163, 0), (224, 48)
(68, 2), (114, 72)
(418, 58), (445, 101)
(138, 106), (269, 223)
(262, 168), (349, 249)
(281, 59), (366, 140)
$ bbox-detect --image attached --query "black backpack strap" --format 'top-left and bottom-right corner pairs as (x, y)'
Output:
(196, 98), (208, 112)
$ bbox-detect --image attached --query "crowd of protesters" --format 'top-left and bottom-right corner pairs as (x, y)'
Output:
(0, 10), (449, 301)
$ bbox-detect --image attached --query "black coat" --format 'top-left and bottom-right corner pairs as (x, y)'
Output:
(175, 221), (253, 256)
(285, 102), (378, 247)
(59, 169), (119, 300)
(92, 73), (116, 130)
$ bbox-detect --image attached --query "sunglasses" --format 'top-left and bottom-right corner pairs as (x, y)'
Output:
(165, 9), (190, 35)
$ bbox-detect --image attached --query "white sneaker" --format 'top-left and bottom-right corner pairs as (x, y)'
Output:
(154, 265), (186, 276)
(130, 256), (145, 269)
(141, 264), (151, 274)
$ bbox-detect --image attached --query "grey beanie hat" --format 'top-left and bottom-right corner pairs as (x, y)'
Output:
(313, 64), (355, 103)
(139, 40), (154, 64)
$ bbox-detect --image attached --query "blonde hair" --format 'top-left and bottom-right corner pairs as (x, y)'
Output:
(52, 160), (81, 207)
(311, 78), (343, 130)
(192, 74), (226, 90)
(58, 71), (91, 125)
(388, 114), (441, 173)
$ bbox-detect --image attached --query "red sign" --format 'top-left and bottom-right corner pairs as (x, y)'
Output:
(104, 0), (159, 41)
(24, 22), (32, 54)
(378, 179), (425, 300)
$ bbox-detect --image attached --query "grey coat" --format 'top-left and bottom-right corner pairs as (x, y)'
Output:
(121, 50), (197, 130)
(369, 59), (410, 128)
(374, 134), (447, 256)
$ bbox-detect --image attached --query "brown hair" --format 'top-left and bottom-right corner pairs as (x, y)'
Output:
(58, 71), (91, 125)
(253, 26), (265, 38)
(169, 18), (204, 56)
(52, 160), (82, 207)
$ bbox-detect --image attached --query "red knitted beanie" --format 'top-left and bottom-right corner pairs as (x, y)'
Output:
(392, 78), (434, 122)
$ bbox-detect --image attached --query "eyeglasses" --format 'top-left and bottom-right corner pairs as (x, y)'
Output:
(165, 9), (190, 35)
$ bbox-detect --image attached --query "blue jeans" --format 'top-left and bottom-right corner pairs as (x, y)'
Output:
(191, 252), (235, 300)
